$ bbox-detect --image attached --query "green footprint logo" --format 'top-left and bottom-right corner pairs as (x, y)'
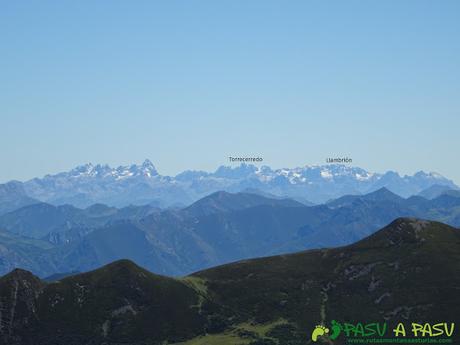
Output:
(311, 325), (329, 342)
(330, 320), (342, 340)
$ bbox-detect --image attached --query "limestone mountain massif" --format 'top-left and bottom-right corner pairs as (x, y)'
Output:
(1, 161), (457, 210)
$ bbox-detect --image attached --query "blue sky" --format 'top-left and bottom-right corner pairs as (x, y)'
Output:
(1, 1), (459, 184)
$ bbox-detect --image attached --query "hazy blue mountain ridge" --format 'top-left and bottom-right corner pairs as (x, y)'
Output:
(0, 188), (460, 278)
(0, 161), (457, 210)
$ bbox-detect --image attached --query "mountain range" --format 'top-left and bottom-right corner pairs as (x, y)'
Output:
(0, 218), (458, 345)
(1, 160), (458, 211)
(0, 188), (459, 278)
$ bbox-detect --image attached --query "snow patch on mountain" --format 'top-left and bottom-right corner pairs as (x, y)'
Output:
(2, 161), (457, 208)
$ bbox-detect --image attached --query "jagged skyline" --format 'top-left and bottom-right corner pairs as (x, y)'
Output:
(3, 159), (459, 186)
(3, 159), (455, 180)
(2, 160), (457, 209)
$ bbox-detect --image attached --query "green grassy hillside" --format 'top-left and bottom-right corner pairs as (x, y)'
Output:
(0, 218), (458, 345)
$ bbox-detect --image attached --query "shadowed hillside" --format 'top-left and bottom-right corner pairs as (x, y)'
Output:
(0, 218), (459, 345)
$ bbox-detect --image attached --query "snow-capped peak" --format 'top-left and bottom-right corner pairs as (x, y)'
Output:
(24, 162), (458, 207)
(138, 159), (158, 177)
(113, 160), (159, 179)
(64, 160), (159, 180)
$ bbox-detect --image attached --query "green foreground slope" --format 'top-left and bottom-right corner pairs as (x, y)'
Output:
(0, 218), (458, 345)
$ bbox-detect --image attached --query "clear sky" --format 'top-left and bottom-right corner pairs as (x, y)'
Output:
(1, 1), (459, 184)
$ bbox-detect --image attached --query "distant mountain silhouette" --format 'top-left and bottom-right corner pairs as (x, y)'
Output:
(184, 190), (304, 216)
(0, 190), (459, 278)
(0, 181), (40, 216)
(418, 184), (460, 199)
(0, 161), (457, 208)
(327, 187), (404, 208)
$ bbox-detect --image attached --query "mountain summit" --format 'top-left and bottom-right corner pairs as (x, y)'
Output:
(0, 162), (457, 208)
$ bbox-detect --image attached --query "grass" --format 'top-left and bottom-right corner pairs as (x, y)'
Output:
(236, 318), (289, 337)
(172, 319), (290, 345)
(180, 276), (208, 311)
(181, 276), (208, 296)
(172, 332), (251, 345)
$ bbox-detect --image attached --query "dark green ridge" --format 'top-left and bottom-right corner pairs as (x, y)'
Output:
(0, 218), (459, 345)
